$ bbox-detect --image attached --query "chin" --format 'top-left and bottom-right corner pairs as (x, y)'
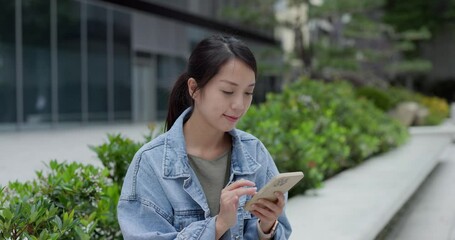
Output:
(221, 125), (236, 132)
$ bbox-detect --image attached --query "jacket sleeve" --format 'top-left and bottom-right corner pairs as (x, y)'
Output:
(118, 198), (217, 240)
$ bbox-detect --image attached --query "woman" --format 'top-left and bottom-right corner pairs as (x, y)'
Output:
(118, 35), (292, 239)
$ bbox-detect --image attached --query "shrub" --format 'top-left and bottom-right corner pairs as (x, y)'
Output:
(386, 87), (419, 107)
(0, 161), (120, 239)
(90, 123), (163, 186)
(418, 95), (449, 125)
(0, 189), (78, 240)
(355, 86), (394, 111)
(286, 80), (408, 163)
(373, 86), (449, 126)
(241, 94), (349, 194)
(239, 78), (409, 195)
(90, 134), (142, 187)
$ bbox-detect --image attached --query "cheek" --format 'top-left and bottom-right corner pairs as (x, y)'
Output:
(198, 92), (224, 111)
(245, 97), (253, 108)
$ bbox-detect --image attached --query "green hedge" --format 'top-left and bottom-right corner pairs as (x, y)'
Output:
(393, 87), (450, 125)
(89, 134), (143, 187)
(356, 86), (449, 125)
(0, 161), (121, 239)
(355, 86), (395, 111)
(238, 78), (409, 196)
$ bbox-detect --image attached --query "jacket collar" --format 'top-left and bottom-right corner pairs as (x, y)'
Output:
(163, 107), (261, 178)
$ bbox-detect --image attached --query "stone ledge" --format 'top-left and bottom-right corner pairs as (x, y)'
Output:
(286, 128), (453, 240)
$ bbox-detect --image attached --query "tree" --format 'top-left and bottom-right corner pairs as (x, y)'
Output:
(221, 0), (443, 88)
(221, 0), (313, 80)
(384, 0), (455, 34)
(383, 0), (455, 89)
(385, 28), (432, 89)
(222, 0), (395, 86)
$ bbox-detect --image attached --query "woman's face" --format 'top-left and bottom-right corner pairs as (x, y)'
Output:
(191, 58), (255, 132)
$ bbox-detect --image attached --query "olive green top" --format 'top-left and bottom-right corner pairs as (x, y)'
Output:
(188, 150), (231, 216)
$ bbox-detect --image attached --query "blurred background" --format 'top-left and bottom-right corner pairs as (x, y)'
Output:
(1, 0), (453, 131)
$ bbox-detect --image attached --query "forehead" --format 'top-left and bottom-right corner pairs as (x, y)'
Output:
(212, 59), (256, 86)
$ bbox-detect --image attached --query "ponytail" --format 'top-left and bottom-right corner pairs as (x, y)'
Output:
(165, 72), (193, 131)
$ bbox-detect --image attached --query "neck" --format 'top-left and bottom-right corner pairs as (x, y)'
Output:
(183, 113), (231, 160)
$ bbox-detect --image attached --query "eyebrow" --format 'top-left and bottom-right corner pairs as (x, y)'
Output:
(220, 79), (255, 87)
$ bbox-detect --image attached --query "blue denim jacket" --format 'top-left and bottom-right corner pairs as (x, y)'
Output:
(118, 108), (292, 239)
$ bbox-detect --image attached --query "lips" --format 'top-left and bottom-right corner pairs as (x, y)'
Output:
(224, 114), (239, 122)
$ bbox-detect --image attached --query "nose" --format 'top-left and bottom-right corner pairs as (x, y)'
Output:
(231, 94), (245, 111)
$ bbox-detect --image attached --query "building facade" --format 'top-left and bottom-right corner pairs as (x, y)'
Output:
(0, 0), (278, 131)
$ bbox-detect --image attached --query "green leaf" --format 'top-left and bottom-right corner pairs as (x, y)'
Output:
(53, 215), (62, 229)
(2, 208), (13, 220)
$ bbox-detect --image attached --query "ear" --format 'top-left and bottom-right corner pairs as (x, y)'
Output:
(187, 78), (199, 99)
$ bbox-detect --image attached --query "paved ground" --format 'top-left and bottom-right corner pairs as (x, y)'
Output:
(0, 123), (152, 185)
(383, 141), (455, 240)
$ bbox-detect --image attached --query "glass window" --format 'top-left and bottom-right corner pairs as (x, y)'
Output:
(252, 75), (280, 104)
(113, 10), (132, 121)
(23, 0), (51, 124)
(0, 0), (16, 124)
(156, 55), (185, 119)
(58, 0), (82, 122)
(87, 4), (108, 121)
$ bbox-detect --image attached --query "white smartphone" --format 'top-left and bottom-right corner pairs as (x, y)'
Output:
(245, 171), (304, 211)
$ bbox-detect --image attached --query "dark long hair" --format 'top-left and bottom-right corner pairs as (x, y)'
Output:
(165, 35), (257, 130)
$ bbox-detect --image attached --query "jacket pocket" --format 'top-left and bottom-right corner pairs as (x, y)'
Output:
(173, 209), (206, 231)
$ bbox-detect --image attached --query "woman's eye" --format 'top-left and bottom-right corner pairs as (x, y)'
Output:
(245, 92), (254, 96)
(222, 90), (234, 95)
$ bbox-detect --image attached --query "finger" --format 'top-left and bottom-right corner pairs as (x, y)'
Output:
(250, 210), (267, 220)
(220, 193), (239, 203)
(231, 186), (257, 197)
(275, 192), (286, 208)
(257, 199), (280, 213)
(251, 204), (276, 220)
(225, 179), (255, 190)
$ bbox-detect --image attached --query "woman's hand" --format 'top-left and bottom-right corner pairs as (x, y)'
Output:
(216, 179), (256, 238)
(250, 192), (285, 234)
